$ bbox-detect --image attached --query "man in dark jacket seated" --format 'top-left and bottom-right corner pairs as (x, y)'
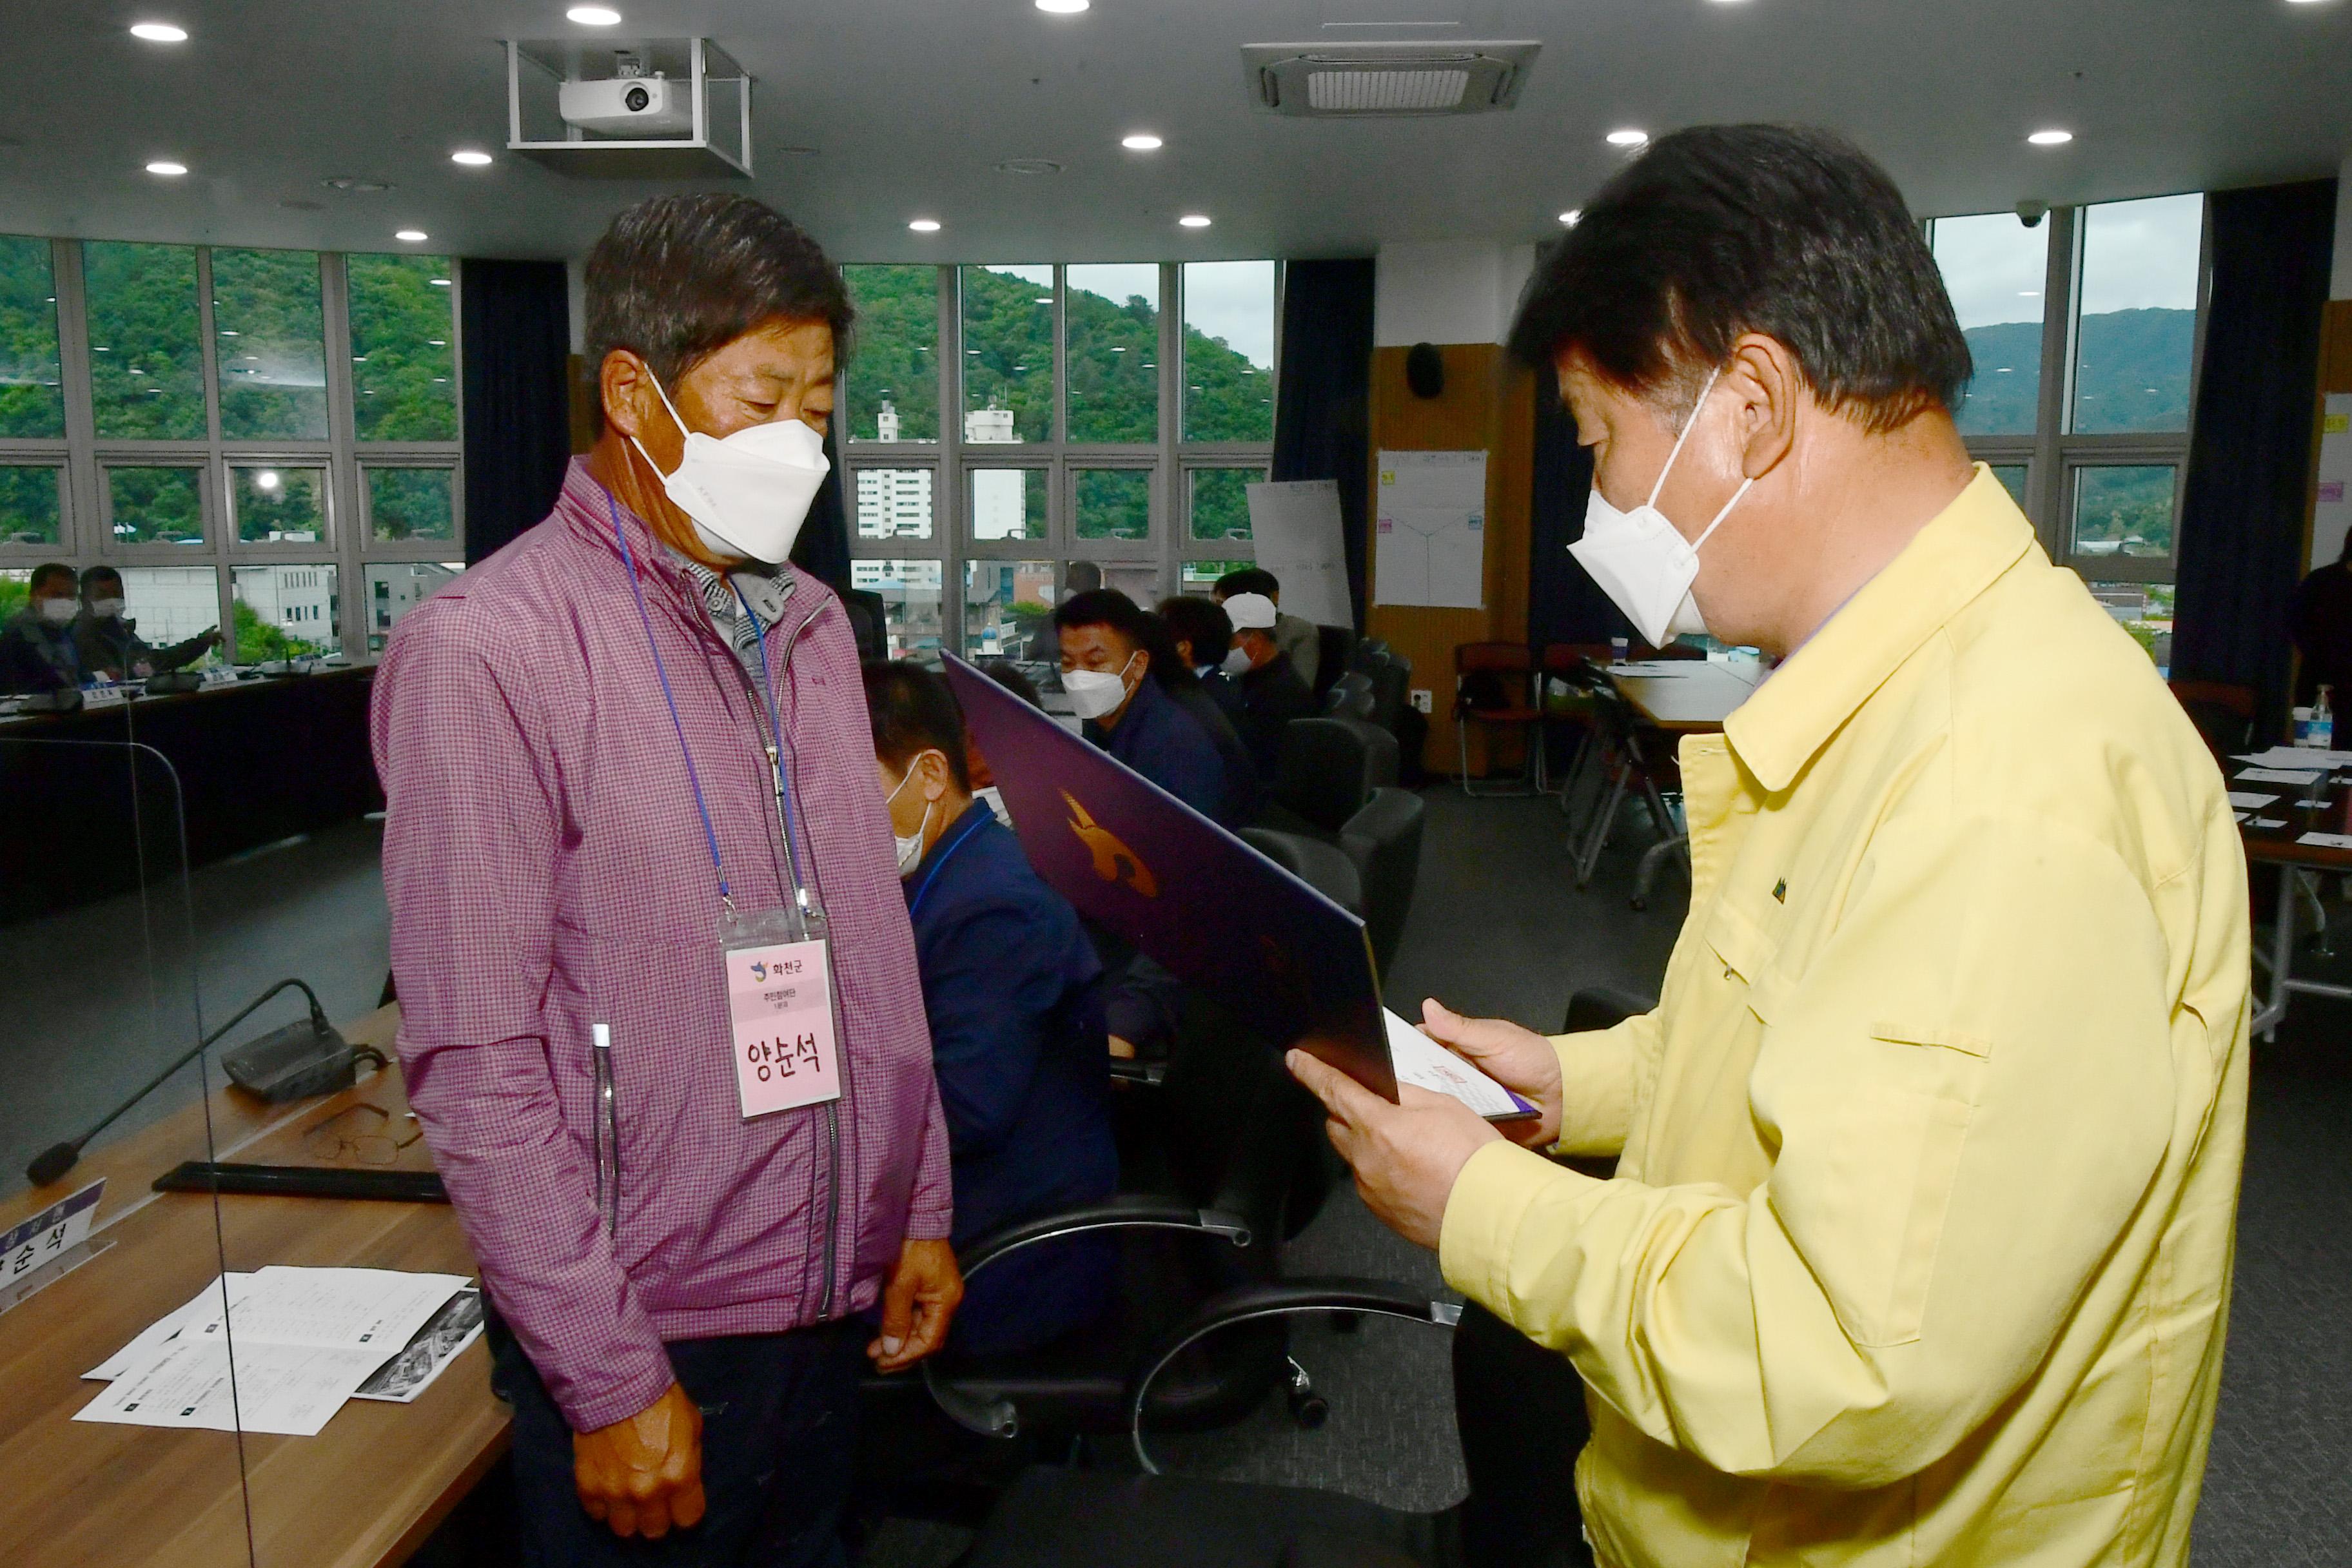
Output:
(1220, 591), (1319, 778)
(863, 660), (1118, 1355)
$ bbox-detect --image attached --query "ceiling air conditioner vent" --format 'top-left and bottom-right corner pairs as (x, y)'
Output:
(1244, 41), (1539, 117)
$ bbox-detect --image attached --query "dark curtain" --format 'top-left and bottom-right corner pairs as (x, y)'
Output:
(787, 422), (853, 595)
(1271, 259), (1376, 629)
(1527, 359), (1631, 649)
(2171, 177), (2337, 736)
(459, 259), (573, 567)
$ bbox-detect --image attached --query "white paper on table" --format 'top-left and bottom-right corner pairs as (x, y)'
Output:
(2228, 792), (2281, 809)
(75, 1337), (389, 1436)
(192, 1267), (469, 1354)
(2298, 832), (2352, 851)
(86, 1273), (259, 1380)
(352, 1288), (484, 1404)
(1244, 480), (1353, 629)
(2235, 747), (2352, 770)
(2235, 812), (2249, 824)
(2254, 817), (2288, 828)
(1384, 1008), (1534, 1121)
(1373, 450), (1487, 609)
(2236, 768), (2325, 786)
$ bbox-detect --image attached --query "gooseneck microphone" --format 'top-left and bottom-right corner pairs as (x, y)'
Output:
(24, 978), (340, 1189)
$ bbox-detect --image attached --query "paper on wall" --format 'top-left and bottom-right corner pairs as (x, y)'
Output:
(1373, 450), (1487, 609)
(1244, 480), (1354, 629)
(2313, 393), (2352, 569)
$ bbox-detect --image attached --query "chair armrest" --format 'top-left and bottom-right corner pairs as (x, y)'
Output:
(918, 1197), (1256, 1440)
(1126, 1275), (1461, 1473)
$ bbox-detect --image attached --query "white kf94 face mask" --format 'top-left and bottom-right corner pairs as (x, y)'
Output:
(629, 371), (830, 565)
(1062, 652), (1139, 722)
(1569, 365), (1755, 648)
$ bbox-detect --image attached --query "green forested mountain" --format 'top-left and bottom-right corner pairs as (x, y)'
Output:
(1954, 308), (2196, 436)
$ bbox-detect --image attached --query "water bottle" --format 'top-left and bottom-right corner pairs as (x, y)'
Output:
(2294, 707), (2316, 748)
(2315, 685), (2335, 751)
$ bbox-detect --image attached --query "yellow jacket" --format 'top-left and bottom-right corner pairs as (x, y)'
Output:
(1439, 467), (2249, 1567)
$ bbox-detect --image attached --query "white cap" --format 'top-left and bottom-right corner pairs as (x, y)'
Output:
(1223, 592), (1277, 631)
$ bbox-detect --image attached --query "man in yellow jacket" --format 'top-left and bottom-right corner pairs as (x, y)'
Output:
(1289, 124), (2248, 1567)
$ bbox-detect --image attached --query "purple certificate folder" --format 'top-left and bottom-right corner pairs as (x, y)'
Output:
(941, 652), (1398, 1101)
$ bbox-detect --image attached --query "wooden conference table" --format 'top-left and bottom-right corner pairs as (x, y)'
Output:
(0, 1004), (504, 1568)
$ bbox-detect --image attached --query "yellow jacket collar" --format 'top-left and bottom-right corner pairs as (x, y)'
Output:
(1723, 465), (2034, 796)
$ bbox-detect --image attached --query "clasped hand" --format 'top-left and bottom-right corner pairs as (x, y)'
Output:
(1285, 998), (1563, 1251)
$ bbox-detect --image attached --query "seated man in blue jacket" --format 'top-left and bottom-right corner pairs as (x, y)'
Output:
(1053, 589), (1226, 822)
(863, 660), (1119, 1355)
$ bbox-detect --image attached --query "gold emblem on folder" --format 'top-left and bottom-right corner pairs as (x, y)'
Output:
(1063, 792), (1158, 898)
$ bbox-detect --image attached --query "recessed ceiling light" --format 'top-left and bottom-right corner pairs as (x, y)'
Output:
(146, 161), (188, 177)
(130, 22), (188, 42)
(1122, 133), (1163, 151)
(429, 278), (451, 287)
(1179, 213), (1212, 228)
(567, 6), (622, 24)
(1605, 129), (1649, 147)
(2027, 129), (2073, 146)
(451, 150), (493, 167)
(908, 218), (941, 232)
(395, 229), (428, 242)
(1559, 210), (1581, 226)
(1035, 0), (1090, 12)
(255, 470), (280, 491)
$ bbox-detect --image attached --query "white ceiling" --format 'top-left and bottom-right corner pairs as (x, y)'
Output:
(6, 1), (2349, 266)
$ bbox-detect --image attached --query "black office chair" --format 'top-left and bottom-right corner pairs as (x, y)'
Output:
(1324, 671), (1375, 719)
(867, 830), (1364, 1498)
(950, 986), (1660, 1567)
(1314, 625), (1358, 701)
(1261, 718), (1383, 838)
(1338, 788), (1426, 979)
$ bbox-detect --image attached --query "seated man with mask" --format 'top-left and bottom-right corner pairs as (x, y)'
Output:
(865, 660), (1117, 1355)
(0, 562), (83, 694)
(75, 566), (220, 681)
(1054, 588), (1226, 821)
(1220, 591), (1319, 778)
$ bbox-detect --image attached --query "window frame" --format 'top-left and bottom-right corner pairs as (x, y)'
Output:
(840, 260), (1280, 655)
(1932, 197), (2210, 589)
(0, 237), (464, 662)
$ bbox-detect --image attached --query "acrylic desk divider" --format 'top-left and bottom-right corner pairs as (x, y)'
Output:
(0, 734), (259, 1567)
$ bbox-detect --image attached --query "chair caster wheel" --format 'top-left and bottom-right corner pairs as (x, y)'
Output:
(1288, 1389), (1331, 1430)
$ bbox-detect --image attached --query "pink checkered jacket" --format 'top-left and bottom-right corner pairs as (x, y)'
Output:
(371, 459), (949, 1431)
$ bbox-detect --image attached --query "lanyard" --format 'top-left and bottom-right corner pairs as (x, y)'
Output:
(607, 492), (810, 910)
(906, 805), (990, 919)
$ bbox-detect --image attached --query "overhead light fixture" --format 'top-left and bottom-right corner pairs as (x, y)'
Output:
(1121, 133), (1163, 150)
(129, 21), (188, 42)
(146, 160), (188, 177)
(1559, 210), (1581, 226)
(2027, 129), (2073, 146)
(908, 218), (941, 232)
(395, 229), (429, 242)
(1605, 128), (1649, 147)
(567, 6), (623, 24)
(429, 278), (451, 287)
(255, 470), (281, 491)
(1035, 0), (1090, 12)
(451, 150), (493, 167)
(1178, 213), (1212, 228)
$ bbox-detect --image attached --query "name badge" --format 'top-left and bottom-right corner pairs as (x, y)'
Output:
(723, 934), (841, 1117)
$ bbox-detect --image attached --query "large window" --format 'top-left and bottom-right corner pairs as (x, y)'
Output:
(844, 262), (1279, 657)
(1928, 195), (2206, 669)
(0, 236), (464, 663)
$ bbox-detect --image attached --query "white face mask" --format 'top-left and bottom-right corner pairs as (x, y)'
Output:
(1063, 651), (1140, 721)
(1569, 365), (1754, 648)
(1220, 645), (1253, 676)
(36, 597), (74, 626)
(90, 597), (126, 620)
(886, 754), (939, 877)
(629, 371), (830, 565)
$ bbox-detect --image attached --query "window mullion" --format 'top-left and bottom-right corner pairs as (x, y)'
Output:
(320, 252), (362, 657)
(2028, 205), (2077, 555)
(53, 239), (99, 562)
(939, 264), (963, 654)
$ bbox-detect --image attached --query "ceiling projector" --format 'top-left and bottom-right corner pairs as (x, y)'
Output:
(559, 76), (694, 137)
